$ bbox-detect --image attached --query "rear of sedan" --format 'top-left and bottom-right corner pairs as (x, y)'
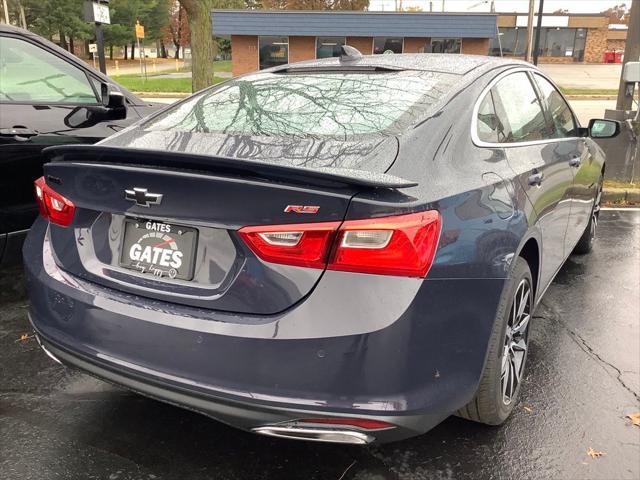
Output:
(24, 59), (511, 443)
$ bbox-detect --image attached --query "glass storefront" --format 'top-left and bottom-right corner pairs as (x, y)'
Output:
(316, 37), (346, 59)
(259, 36), (288, 70)
(430, 38), (462, 54)
(373, 37), (403, 54)
(490, 28), (586, 61)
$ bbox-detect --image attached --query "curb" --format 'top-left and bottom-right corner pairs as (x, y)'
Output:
(602, 187), (640, 205)
(134, 92), (190, 98)
(565, 95), (617, 100)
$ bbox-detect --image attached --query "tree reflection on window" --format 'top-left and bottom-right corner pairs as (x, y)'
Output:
(145, 71), (459, 140)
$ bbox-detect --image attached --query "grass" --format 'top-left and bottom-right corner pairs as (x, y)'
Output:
(604, 179), (639, 190)
(559, 87), (618, 96)
(113, 74), (226, 93)
(213, 60), (231, 72)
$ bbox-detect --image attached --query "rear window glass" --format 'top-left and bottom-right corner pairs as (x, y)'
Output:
(144, 71), (460, 139)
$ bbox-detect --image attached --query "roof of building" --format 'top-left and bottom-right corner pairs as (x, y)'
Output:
(211, 10), (498, 38)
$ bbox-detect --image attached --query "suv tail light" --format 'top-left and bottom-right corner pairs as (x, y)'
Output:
(34, 176), (75, 227)
(239, 211), (441, 278)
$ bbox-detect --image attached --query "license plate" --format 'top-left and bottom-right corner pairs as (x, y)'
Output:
(119, 219), (198, 280)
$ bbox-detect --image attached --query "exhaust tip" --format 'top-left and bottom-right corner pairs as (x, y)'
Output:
(252, 426), (374, 444)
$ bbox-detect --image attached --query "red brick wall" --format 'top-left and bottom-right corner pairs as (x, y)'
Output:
(584, 28), (608, 63)
(231, 35), (258, 76)
(346, 37), (373, 55)
(607, 39), (626, 52)
(461, 38), (490, 55)
(289, 36), (316, 63)
(404, 37), (430, 53)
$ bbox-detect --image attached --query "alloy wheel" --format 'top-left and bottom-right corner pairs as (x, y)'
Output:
(501, 279), (532, 405)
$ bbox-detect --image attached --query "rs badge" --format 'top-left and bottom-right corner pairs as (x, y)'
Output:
(284, 205), (320, 214)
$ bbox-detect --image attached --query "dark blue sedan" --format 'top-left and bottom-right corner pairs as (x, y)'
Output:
(24, 51), (619, 444)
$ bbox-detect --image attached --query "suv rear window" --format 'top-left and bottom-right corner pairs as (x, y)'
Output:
(144, 71), (460, 138)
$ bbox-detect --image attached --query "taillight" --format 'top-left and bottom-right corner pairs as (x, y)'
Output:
(34, 176), (75, 227)
(330, 211), (441, 277)
(238, 211), (441, 278)
(239, 222), (341, 269)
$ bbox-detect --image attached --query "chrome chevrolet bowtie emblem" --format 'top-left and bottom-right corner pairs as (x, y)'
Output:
(124, 188), (163, 207)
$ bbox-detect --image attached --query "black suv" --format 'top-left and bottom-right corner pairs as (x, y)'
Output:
(0, 24), (159, 265)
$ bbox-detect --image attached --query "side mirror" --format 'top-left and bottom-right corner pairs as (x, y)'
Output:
(101, 83), (126, 109)
(588, 119), (621, 139)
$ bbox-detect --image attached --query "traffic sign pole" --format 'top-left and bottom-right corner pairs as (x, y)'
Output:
(95, 23), (106, 74)
(83, 1), (110, 75)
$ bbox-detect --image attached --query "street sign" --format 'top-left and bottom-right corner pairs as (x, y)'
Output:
(88, 43), (98, 53)
(83, 1), (110, 25)
(135, 21), (145, 39)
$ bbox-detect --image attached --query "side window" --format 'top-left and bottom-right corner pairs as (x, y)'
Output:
(476, 91), (500, 143)
(0, 36), (97, 104)
(533, 74), (577, 138)
(491, 72), (550, 143)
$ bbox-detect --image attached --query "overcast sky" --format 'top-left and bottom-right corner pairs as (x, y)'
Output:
(368, 0), (626, 13)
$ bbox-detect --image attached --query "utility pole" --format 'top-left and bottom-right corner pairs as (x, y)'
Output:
(532, 0), (544, 65)
(617, 0), (639, 111)
(525, 0), (535, 62)
(442, 0), (445, 12)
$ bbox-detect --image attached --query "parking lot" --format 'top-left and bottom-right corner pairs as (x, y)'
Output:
(0, 209), (638, 480)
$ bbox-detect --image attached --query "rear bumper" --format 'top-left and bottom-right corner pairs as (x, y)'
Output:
(34, 333), (441, 443)
(24, 219), (507, 443)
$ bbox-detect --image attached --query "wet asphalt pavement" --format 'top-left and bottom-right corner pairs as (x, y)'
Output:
(1, 209), (639, 480)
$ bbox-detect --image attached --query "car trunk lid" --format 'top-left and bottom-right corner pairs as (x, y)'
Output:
(41, 141), (407, 315)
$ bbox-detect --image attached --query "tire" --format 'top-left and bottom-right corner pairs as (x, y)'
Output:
(457, 257), (533, 425)
(573, 179), (603, 255)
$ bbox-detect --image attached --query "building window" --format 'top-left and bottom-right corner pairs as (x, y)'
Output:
(373, 37), (403, 54)
(259, 36), (288, 70)
(490, 27), (586, 61)
(539, 27), (577, 57)
(316, 37), (346, 59)
(490, 27), (527, 56)
(430, 38), (462, 54)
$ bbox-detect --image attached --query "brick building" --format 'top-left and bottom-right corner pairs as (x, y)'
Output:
(211, 10), (628, 77)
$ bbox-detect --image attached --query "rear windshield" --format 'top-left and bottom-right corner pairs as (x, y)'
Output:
(143, 70), (460, 139)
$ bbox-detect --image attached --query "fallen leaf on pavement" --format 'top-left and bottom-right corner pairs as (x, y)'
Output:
(15, 333), (33, 343)
(587, 447), (606, 459)
(626, 412), (640, 426)
(523, 406), (533, 413)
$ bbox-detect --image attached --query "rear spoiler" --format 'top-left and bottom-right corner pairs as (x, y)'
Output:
(43, 145), (418, 189)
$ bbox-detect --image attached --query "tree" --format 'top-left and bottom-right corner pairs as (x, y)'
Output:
(179, 0), (243, 92)
(601, 3), (629, 23)
(165, 1), (190, 58)
(261, 0), (368, 9)
(14, 0), (92, 51)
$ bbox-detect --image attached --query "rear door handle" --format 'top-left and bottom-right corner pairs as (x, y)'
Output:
(569, 156), (582, 167)
(528, 172), (544, 186)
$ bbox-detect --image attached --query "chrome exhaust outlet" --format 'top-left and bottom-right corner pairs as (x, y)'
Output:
(252, 426), (374, 444)
(35, 334), (63, 365)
